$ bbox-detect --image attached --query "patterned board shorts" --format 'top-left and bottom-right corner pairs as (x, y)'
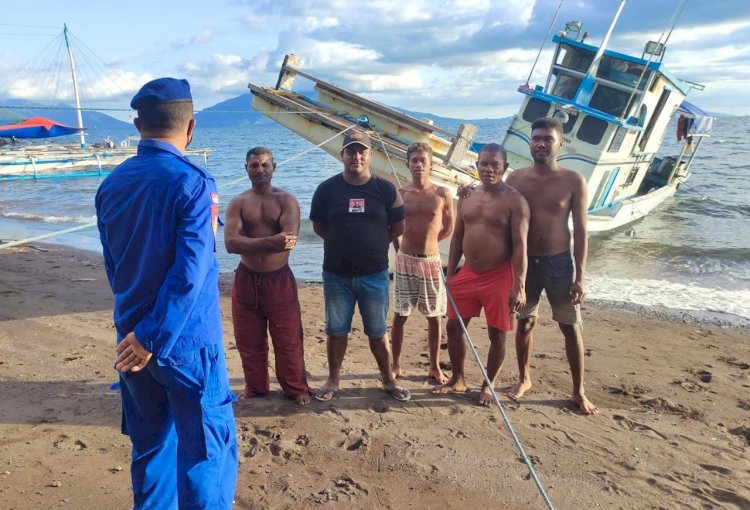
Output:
(393, 251), (447, 317)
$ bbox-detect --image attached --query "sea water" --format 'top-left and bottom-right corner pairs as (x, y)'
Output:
(1, 117), (748, 326)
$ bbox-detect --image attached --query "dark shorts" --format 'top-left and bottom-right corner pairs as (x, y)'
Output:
(518, 251), (581, 325)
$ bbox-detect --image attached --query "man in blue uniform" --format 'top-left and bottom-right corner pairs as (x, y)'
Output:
(96, 77), (238, 509)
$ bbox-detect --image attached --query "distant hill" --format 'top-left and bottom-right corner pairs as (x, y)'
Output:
(0, 99), (131, 130)
(195, 92), (512, 133)
(196, 91), (320, 128)
(195, 93), (266, 128)
(390, 107), (512, 133)
(706, 111), (736, 118)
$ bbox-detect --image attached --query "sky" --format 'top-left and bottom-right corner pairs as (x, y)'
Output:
(0, 0), (748, 121)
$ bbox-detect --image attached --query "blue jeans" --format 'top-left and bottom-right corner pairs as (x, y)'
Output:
(322, 269), (389, 338)
(119, 343), (238, 509)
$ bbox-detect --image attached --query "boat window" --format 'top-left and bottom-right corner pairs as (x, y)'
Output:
(637, 105), (648, 127)
(624, 165), (640, 186)
(607, 126), (629, 152)
(597, 56), (649, 89)
(639, 87), (671, 151)
(590, 84), (630, 117)
(550, 70), (582, 100)
(562, 113), (578, 134)
(649, 74), (661, 92)
(522, 98), (551, 122)
(577, 116), (608, 145)
(590, 169), (612, 209)
(555, 44), (594, 73)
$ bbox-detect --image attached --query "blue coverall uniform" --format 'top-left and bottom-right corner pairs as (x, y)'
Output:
(96, 139), (238, 509)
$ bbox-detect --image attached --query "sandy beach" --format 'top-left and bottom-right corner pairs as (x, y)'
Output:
(0, 243), (748, 509)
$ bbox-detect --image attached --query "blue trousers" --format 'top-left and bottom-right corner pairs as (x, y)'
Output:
(119, 343), (238, 509)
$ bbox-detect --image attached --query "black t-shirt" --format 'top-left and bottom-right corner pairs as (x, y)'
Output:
(310, 174), (400, 276)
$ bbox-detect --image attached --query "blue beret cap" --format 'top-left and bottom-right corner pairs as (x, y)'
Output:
(130, 77), (192, 109)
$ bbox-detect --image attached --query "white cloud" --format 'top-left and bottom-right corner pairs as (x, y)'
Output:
(171, 30), (215, 50)
(337, 69), (422, 92)
(3, 0), (748, 118)
(243, 14), (269, 29)
(83, 70), (153, 99)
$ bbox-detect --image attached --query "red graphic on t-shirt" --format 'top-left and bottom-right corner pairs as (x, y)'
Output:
(349, 198), (365, 213)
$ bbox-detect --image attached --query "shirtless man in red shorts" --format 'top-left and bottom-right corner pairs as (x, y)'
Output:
(433, 143), (529, 406)
(225, 146), (310, 405)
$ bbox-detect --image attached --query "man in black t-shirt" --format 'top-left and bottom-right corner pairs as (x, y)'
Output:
(309, 131), (410, 402)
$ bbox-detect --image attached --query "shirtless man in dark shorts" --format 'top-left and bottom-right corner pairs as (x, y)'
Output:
(391, 142), (454, 384)
(504, 117), (598, 415)
(225, 146), (310, 405)
(433, 143), (529, 406)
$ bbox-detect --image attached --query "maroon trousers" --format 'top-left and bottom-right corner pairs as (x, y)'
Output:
(231, 263), (309, 398)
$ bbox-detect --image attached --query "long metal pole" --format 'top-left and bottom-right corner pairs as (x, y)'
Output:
(63, 23), (86, 148)
(573, 0), (628, 106)
(524, 0), (565, 87)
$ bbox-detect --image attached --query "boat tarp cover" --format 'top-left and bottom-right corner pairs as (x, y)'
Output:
(0, 117), (84, 139)
(677, 101), (714, 135)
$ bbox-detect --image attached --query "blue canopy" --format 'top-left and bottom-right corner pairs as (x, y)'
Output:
(677, 101), (714, 135)
(0, 117), (84, 139)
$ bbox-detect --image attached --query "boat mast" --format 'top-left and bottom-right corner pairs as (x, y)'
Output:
(573, 0), (628, 106)
(63, 23), (86, 148)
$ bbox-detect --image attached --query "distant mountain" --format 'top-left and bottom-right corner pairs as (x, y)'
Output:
(196, 91), (320, 128)
(196, 92), (512, 132)
(390, 107), (512, 133)
(705, 111), (736, 118)
(0, 99), (131, 130)
(194, 94), (265, 128)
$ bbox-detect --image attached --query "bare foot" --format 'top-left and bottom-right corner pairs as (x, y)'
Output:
(293, 393), (311, 406)
(504, 379), (532, 402)
(478, 385), (494, 406)
(571, 393), (599, 415)
(431, 377), (467, 394)
(391, 364), (402, 380)
(427, 368), (448, 385)
(238, 387), (268, 400)
(313, 385), (339, 402)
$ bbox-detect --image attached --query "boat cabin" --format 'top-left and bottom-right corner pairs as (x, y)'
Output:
(502, 30), (705, 214)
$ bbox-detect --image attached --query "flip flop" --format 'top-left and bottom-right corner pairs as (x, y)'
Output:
(313, 386), (339, 402)
(382, 385), (411, 402)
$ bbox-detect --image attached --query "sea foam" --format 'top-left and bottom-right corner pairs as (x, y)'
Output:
(588, 275), (750, 322)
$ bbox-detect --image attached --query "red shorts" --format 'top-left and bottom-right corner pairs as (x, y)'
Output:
(446, 262), (515, 332)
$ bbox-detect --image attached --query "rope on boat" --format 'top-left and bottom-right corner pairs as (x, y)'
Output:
(677, 180), (746, 214)
(0, 122), (362, 251)
(223, 123), (359, 187)
(620, 0), (688, 122)
(0, 104), (357, 115)
(0, 223), (96, 251)
(524, 0), (564, 87)
(369, 129), (403, 188)
(440, 267), (556, 510)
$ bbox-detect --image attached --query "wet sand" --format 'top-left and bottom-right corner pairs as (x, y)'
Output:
(0, 244), (748, 509)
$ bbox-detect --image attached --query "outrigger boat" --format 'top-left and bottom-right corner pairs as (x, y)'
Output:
(0, 25), (209, 181)
(248, 0), (714, 235)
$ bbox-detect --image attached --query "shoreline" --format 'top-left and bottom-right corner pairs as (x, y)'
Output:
(11, 239), (745, 331)
(1, 243), (749, 509)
